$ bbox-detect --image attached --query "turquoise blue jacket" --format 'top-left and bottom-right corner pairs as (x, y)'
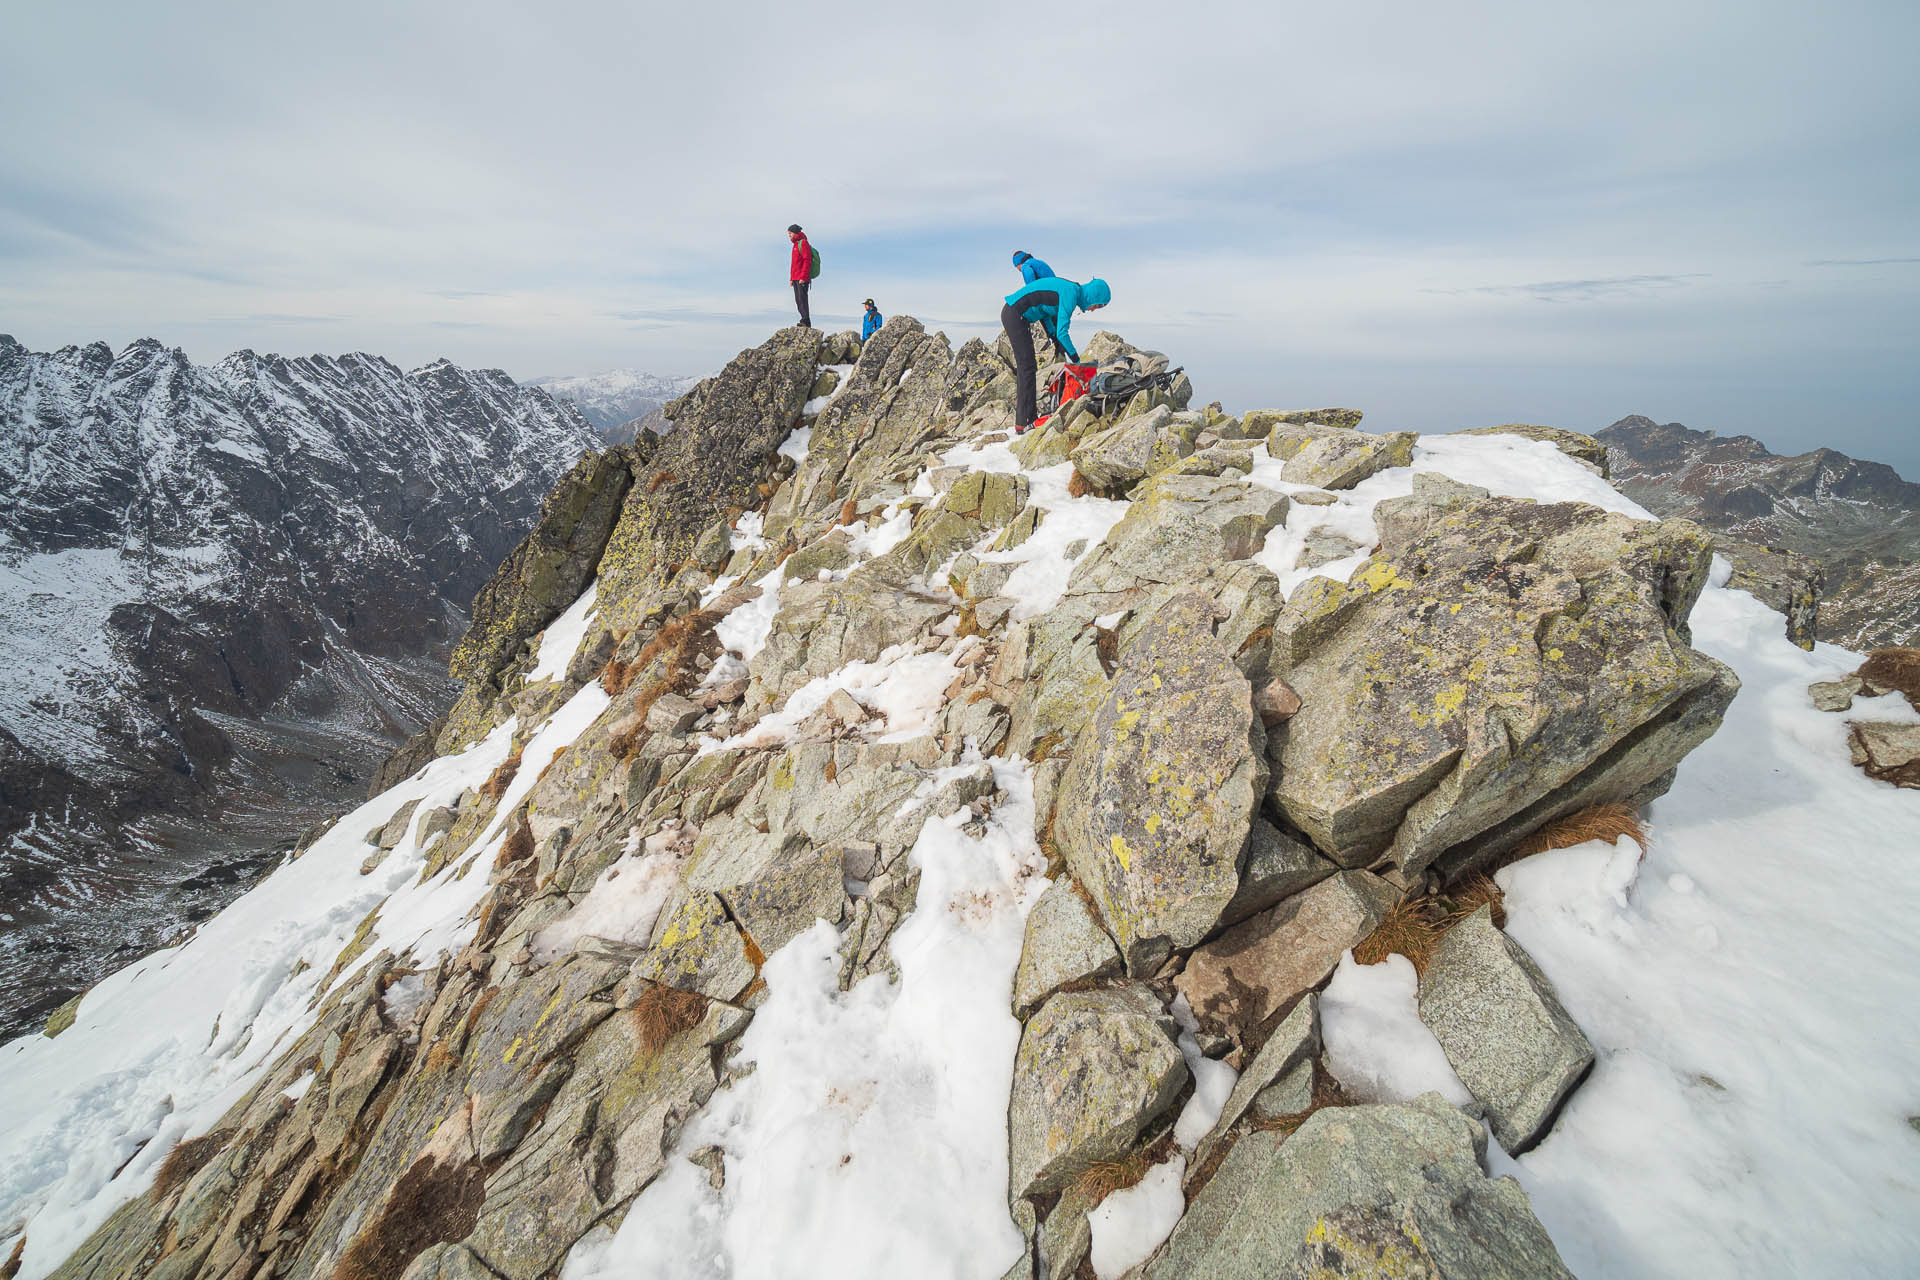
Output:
(1013, 251), (1054, 283)
(861, 308), (883, 340)
(1005, 276), (1110, 362)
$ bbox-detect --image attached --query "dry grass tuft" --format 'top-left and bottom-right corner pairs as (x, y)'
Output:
(1443, 873), (1507, 929)
(1073, 1151), (1154, 1203)
(1352, 898), (1446, 974)
(1512, 803), (1646, 860)
(628, 983), (709, 1060)
(1859, 647), (1920, 710)
(493, 817), (535, 870)
(600, 654), (639, 696)
(478, 750), (522, 802)
(1028, 730), (1066, 763)
(423, 1038), (458, 1074)
(328, 1154), (488, 1280)
(1236, 625), (1273, 657)
(2, 1234), (23, 1280)
(839, 496), (860, 526)
(626, 610), (724, 724)
(647, 470), (676, 493)
(1067, 468), (1093, 499)
(152, 1127), (235, 1199)
(608, 724), (642, 760)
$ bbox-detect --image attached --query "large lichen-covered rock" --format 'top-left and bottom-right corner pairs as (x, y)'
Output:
(1067, 474), (1287, 603)
(1279, 427), (1417, 490)
(1012, 879), (1124, 1017)
(1417, 906), (1594, 1153)
(1006, 985), (1188, 1198)
(450, 447), (635, 685)
(779, 317), (960, 525)
(1273, 491), (1740, 880)
(625, 893), (756, 1001)
(592, 327), (821, 636)
(1717, 537), (1820, 649)
(749, 562), (950, 706)
(1056, 591), (1265, 973)
(1068, 405), (1192, 494)
(1142, 1094), (1573, 1279)
(1244, 406), (1365, 441)
(1457, 423), (1610, 476)
(1175, 870), (1395, 1044)
(464, 999), (743, 1280)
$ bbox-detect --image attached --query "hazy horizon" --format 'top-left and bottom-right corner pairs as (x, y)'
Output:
(4, 0), (1915, 474)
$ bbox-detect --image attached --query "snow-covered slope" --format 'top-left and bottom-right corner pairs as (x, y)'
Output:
(524, 369), (701, 441)
(0, 335), (601, 1038)
(7, 328), (1916, 1280)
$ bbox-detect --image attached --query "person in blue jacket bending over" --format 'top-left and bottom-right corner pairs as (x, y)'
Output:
(1012, 250), (1054, 283)
(861, 298), (883, 341)
(1001, 274), (1110, 431)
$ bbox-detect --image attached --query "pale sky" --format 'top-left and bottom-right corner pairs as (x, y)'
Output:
(4, 0), (1916, 474)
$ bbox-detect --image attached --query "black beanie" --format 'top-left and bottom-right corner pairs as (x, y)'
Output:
(788, 224), (803, 233)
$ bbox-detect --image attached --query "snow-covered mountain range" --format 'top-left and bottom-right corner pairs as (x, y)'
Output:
(1599, 415), (1920, 649)
(0, 335), (600, 1037)
(523, 369), (701, 441)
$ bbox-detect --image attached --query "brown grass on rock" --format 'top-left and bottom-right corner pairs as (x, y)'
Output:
(601, 655), (639, 697)
(1066, 468), (1093, 498)
(647, 470), (676, 493)
(478, 750), (522, 802)
(839, 496), (860, 526)
(152, 1127), (236, 1199)
(627, 610), (724, 724)
(1513, 803), (1646, 861)
(1859, 647), (1920, 710)
(1072, 1131), (1173, 1203)
(1442, 873), (1507, 929)
(493, 816), (535, 870)
(1352, 898), (1446, 974)
(629, 982), (709, 1060)
(328, 1155), (488, 1280)
(2, 1234), (23, 1280)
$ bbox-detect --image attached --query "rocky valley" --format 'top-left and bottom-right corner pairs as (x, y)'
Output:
(0, 337), (599, 1039)
(3, 323), (1917, 1280)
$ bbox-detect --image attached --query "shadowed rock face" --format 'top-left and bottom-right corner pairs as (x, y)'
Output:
(1600, 414), (1920, 650)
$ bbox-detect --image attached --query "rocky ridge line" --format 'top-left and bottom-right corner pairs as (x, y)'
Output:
(25, 320), (1738, 1280)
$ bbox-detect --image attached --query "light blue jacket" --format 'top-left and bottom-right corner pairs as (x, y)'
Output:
(1005, 276), (1110, 362)
(861, 308), (883, 340)
(1013, 251), (1054, 284)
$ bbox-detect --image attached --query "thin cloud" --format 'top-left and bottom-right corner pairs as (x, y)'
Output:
(1806, 257), (1920, 266)
(1429, 274), (1709, 302)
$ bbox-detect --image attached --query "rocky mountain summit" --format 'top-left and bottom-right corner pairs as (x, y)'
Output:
(0, 335), (600, 1038)
(21, 318), (1919, 1279)
(1600, 414), (1920, 650)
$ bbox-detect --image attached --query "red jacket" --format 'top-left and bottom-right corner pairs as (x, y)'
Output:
(790, 236), (811, 284)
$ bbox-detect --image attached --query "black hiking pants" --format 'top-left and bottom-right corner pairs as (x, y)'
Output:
(1001, 302), (1037, 426)
(793, 281), (811, 327)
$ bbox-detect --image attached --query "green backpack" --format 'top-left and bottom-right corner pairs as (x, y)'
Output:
(808, 245), (822, 280)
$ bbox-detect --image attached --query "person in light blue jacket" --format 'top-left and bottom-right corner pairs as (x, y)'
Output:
(1012, 250), (1054, 284)
(861, 299), (883, 342)
(1001, 275), (1110, 430)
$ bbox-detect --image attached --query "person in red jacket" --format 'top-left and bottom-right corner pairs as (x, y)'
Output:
(788, 224), (812, 328)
